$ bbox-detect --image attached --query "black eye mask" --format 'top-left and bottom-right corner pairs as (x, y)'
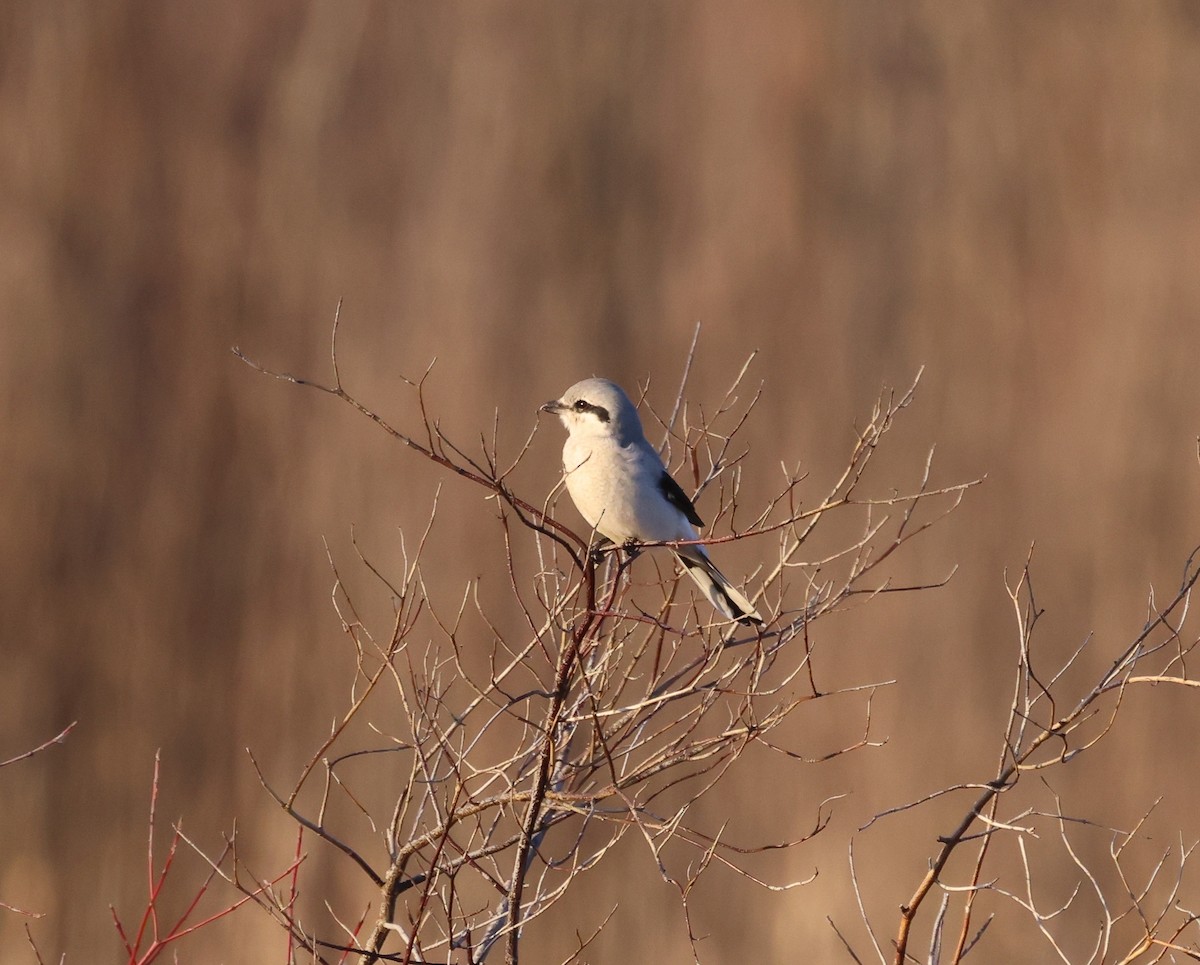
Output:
(572, 400), (610, 423)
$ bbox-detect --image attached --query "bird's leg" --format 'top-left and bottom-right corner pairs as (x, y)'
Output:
(621, 538), (642, 561)
(588, 538), (614, 568)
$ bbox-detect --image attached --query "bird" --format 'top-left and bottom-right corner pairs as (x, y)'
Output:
(541, 377), (762, 626)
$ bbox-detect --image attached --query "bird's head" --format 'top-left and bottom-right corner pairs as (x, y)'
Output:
(540, 378), (645, 444)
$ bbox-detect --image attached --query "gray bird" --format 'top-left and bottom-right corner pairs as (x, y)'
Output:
(541, 378), (762, 626)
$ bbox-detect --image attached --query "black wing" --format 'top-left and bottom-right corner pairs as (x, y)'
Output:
(658, 471), (705, 528)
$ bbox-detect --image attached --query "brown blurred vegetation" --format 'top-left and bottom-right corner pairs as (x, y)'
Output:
(2, 2), (1199, 961)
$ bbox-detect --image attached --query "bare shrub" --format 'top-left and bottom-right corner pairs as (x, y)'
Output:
(839, 553), (1200, 964)
(198, 317), (971, 964)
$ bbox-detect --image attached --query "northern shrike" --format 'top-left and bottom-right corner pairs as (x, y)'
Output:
(541, 378), (762, 626)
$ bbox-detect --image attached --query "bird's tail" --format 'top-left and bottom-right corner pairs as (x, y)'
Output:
(674, 548), (763, 626)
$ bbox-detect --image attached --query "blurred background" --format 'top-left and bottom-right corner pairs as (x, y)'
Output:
(3, 2), (1200, 961)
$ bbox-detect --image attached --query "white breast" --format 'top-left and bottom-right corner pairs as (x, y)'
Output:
(562, 436), (698, 545)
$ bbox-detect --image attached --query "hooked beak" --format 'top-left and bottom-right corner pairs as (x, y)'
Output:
(540, 399), (565, 414)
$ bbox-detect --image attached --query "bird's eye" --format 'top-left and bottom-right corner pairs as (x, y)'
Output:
(573, 399), (589, 411)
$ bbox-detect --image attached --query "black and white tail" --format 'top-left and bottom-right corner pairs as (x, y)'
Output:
(676, 550), (762, 626)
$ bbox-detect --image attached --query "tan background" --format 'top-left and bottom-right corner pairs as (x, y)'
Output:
(3, 3), (1200, 961)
